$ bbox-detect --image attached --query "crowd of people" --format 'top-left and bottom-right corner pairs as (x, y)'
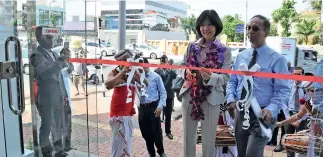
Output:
(30, 8), (322, 157)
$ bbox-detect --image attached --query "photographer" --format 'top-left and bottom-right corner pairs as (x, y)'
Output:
(30, 26), (69, 157)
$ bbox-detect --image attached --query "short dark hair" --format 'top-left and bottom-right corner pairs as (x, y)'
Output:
(35, 26), (51, 41)
(196, 10), (223, 38)
(294, 66), (305, 74)
(251, 15), (270, 35)
(160, 55), (168, 63)
(143, 58), (149, 64)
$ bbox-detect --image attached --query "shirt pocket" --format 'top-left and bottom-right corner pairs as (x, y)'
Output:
(254, 68), (273, 85)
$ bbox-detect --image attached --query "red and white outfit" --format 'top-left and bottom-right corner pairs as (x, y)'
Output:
(215, 111), (238, 157)
(109, 84), (137, 157)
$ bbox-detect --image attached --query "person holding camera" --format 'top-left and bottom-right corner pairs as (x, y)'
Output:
(31, 26), (69, 157)
(154, 55), (177, 140)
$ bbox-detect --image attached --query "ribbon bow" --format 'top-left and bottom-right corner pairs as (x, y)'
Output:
(125, 57), (147, 103)
(236, 63), (260, 130)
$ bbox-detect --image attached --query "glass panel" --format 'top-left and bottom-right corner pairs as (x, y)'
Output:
(20, 0), (100, 156)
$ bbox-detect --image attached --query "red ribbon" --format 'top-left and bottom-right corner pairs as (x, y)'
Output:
(69, 58), (323, 83)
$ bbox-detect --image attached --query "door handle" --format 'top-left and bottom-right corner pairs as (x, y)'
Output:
(4, 36), (25, 115)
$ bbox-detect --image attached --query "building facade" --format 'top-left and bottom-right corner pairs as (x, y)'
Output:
(100, 0), (187, 30)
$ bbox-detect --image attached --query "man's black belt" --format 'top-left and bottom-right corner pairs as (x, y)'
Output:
(140, 101), (158, 107)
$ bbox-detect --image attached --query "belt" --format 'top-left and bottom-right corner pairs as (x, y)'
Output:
(140, 101), (157, 107)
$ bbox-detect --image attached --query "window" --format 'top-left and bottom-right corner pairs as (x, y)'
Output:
(138, 44), (147, 49)
(126, 20), (143, 24)
(86, 15), (94, 22)
(51, 11), (63, 26)
(126, 9), (143, 14)
(126, 25), (143, 30)
(304, 50), (317, 62)
(130, 39), (137, 43)
(72, 16), (79, 22)
(39, 9), (49, 25)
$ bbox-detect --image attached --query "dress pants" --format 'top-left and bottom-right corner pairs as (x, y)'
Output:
(182, 92), (220, 157)
(270, 110), (286, 145)
(235, 108), (274, 157)
(37, 103), (64, 157)
(138, 101), (164, 156)
(164, 98), (173, 134)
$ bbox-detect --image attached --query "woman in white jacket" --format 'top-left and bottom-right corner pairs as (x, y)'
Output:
(178, 9), (231, 157)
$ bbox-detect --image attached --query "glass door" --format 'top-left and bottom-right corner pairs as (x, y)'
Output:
(0, 0), (101, 156)
(0, 1), (30, 157)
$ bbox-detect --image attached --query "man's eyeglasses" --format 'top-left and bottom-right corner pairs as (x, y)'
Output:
(246, 26), (262, 32)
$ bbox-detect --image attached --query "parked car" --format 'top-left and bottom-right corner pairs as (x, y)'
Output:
(85, 42), (116, 56)
(296, 46), (319, 75)
(126, 43), (165, 59)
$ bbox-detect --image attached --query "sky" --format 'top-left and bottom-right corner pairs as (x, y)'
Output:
(182, 0), (308, 20)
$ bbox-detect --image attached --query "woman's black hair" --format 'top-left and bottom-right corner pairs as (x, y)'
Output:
(196, 10), (223, 38)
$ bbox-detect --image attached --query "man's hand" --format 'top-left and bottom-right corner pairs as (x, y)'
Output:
(276, 122), (283, 128)
(292, 121), (301, 128)
(134, 70), (141, 82)
(227, 102), (236, 119)
(154, 108), (162, 117)
(200, 68), (212, 80)
(260, 109), (273, 123)
(121, 66), (131, 74)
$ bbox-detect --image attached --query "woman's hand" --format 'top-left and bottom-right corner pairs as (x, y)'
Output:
(200, 68), (212, 80)
(185, 69), (193, 81)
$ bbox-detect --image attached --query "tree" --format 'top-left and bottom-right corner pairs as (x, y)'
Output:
(296, 19), (316, 44)
(309, 0), (322, 11)
(272, 0), (298, 37)
(222, 14), (244, 42)
(269, 22), (278, 36)
(180, 14), (197, 40)
(151, 23), (169, 31)
(50, 12), (58, 27)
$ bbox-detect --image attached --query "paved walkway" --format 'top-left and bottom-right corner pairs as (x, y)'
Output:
(21, 85), (287, 157)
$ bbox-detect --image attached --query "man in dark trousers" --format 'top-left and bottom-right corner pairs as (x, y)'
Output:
(31, 26), (69, 157)
(139, 58), (167, 157)
(154, 55), (177, 140)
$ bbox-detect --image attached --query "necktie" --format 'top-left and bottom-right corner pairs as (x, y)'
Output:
(294, 87), (301, 111)
(248, 49), (258, 69)
(239, 49), (258, 99)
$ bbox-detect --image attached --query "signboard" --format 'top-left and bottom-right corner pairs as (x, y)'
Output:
(42, 27), (61, 35)
(266, 37), (297, 66)
(236, 24), (244, 33)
